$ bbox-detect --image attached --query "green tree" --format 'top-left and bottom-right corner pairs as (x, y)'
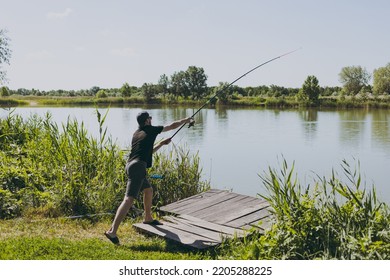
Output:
(17, 88), (29, 96)
(297, 75), (320, 104)
(339, 66), (371, 95)
(89, 86), (100, 96)
(245, 85), (270, 96)
(0, 86), (10, 97)
(373, 63), (390, 95)
(169, 66), (208, 99)
(214, 82), (234, 104)
(96, 89), (107, 98)
(185, 66), (208, 100)
(158, 74), (169, 98)
(141, 83), (157, 102)
(0, 29), (12, 84)
(268, 84), (289, 97)
(170, 70), (189, 98)
(120, 82), (132, 97)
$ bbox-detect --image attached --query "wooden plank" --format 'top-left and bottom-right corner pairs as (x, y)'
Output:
(133, 222), (219, 249)
(163, 216), (230, 241)
(161, 190), (235, 215)
(160, 189), (224, 212)
(215, 200), (270, 225)
(213, 198), (267, 223)
(175, 214), (247, 237)
(161, 189), (226, 211)
(163, 192), (234, 215)
(159, 189), (224, 212)
(250, 216), (273, 230)
(193, 196), (265, 223)
(225, 215), (271, 232)
(185, 193), (252, 219)
(224, 205), (271, 228)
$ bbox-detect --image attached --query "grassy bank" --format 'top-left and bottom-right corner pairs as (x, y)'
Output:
(0, 97), (29, 107)
(2, 94), (390, 109)
(0, 216), (215, 259)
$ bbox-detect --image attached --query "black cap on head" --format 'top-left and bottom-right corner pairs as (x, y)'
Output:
(137, 111), (150, 126)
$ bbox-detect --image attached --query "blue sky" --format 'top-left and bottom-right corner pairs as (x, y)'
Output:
(1, 0), (390, 91)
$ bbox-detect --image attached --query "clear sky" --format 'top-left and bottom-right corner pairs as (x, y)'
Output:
(1, 0), (390, 91)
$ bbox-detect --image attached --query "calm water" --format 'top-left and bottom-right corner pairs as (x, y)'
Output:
(2, 106), (390, 203)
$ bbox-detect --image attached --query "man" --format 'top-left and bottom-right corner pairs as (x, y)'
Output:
(104, 111), (194, 245)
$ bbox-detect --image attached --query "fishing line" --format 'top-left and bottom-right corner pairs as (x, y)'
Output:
(169, 47), (302, 140)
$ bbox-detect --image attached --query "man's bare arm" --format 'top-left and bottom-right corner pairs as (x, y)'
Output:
(162, 117), (194, 132)
(153, 138), (171, 153)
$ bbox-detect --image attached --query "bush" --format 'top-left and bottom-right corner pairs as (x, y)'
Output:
(96, 90), (107, 98)
(0, 189), (21, 218)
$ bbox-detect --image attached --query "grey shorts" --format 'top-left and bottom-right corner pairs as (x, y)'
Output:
(125, 159), (152, 198)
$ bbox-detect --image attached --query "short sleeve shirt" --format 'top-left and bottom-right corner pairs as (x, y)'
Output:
(128, 125), (164, 168)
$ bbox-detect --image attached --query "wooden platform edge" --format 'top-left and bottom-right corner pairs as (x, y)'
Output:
(133, 222), (221, 249)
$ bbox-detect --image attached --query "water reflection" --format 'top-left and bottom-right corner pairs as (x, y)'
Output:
(298, 109), (318, 141)
(338, 110), (367, 147)
(371, 110), (390, 153)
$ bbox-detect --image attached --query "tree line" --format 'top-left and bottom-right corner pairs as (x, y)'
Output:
(2, 64), (389, 101)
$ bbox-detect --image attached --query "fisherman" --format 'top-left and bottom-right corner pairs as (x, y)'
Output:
(105, 111), (194, 245)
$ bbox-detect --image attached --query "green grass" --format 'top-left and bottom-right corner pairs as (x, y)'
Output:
(0, 98), (29, 106)
(0, 216), (214, 260)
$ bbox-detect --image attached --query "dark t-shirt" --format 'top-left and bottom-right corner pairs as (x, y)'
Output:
(128, 125), (164, 168)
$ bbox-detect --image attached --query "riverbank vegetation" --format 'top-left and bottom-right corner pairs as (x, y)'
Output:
(0, 110), (209, 219)
(1, 111), (389, 259)
(220, 160), (390, 260)
(2, 63), (390, 109)
(2, 87), (390, 109)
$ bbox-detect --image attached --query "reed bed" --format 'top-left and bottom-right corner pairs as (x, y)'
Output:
(219, 159), (390, 259)
(0, 109), (209, 219)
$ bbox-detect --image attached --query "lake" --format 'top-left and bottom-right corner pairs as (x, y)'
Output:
(2, 105), (390, 203)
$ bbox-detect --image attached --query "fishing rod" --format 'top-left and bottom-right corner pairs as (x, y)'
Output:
(169, 47), (302, 140)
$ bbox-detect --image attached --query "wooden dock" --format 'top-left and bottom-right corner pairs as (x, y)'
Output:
(133, 189), (272, 249)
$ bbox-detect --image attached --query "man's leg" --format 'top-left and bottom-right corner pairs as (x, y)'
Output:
(107, 195), (134, 236)
(143, 187), (153, 222)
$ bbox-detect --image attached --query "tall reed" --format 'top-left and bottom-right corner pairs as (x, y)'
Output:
(148, 144), (210, 209)
(0, 110), (210, 218)
(220, 159), (390, 260)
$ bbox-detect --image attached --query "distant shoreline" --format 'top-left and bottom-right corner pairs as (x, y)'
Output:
(1, 95), (390, 109)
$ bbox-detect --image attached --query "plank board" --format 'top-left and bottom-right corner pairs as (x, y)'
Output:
(160, 190), (236, 214)
(224, 204), (271, 228)
(134, 223), (219, 249)
(133, 189), (272, 249)
(168, 214), (246, 237)
(159, 189), (224, 212)
(193, 196), (263, 223)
